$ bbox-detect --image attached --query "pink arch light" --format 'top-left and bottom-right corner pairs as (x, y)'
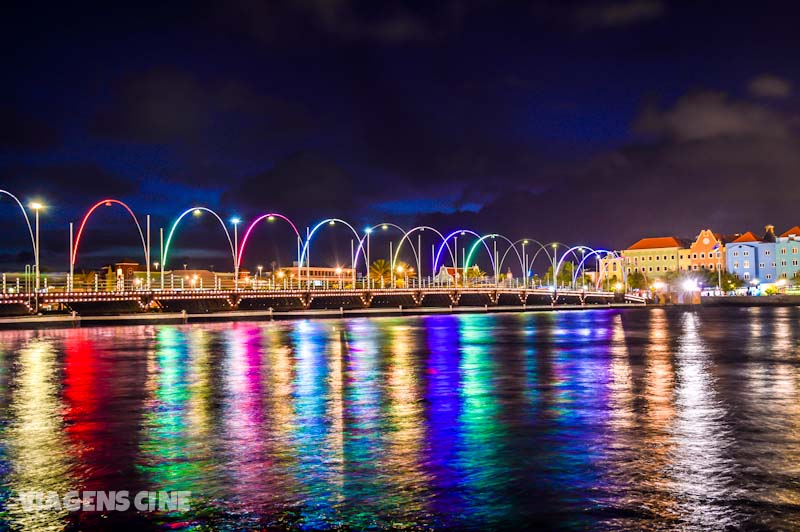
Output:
(237, 213), (301, 268)
(72, 199), (147, 267)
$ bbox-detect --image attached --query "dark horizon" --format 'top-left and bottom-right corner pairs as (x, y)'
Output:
(2, 1), (799, 271)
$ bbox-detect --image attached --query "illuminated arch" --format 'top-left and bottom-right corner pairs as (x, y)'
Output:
(497, 238), (549, 279)
(237, 212), (301, 268)
(554, 245), (596, 285)
(0, 189), (35, 259)
(354, 222), (416, 272)
(298, 218), (368, 269)
(432, 229), (494, 274)
(72, 199), (146, 267)
(392, 226), (452, 278)
(589, 250), (624, 290)
(463, 233), (522, 278)
(163, 207), (234, 269)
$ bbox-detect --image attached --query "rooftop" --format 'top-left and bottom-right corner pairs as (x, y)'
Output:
(732, 232), (759, 243)
(627, 237), (683, 250)
(780, 226), (800, 238)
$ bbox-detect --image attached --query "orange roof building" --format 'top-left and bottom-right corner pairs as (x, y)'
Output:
(622, 236), (687, 278)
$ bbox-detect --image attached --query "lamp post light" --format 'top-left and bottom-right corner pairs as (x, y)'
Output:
(231, 217), (241, 290)
(257, 265), (263, 289)
(30, 202), (43, 293)
(364, 227), (372, 289)
(522, 240), (528, 289)
(335, 266), (343, 289)
(396, 264), (406, 288)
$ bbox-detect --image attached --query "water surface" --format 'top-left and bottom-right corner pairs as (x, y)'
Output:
(0, 307), (799, 530)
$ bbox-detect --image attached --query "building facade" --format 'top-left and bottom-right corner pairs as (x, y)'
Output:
(623, 237), (685, 281)
(726, 227), (777, 284)
(776, 226), (800, 281)
(686, 229), (726, 272)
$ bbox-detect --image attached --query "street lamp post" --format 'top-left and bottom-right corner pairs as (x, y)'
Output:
(30, 202), (43, 293)
(522, 240), (528, 289)
(551, 243), (558, 290)
(365, 227), (372, 289)
(231, 217), (240, 290)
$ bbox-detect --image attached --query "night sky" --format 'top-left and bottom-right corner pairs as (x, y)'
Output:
(2, 1), (799, 273)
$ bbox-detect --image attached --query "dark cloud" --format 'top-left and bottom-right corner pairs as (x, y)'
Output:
(748, 74), (793, 99)
(573, 0), (665, 29)
(0, 107), (60, 151)
(0, 163), (139, 205)
(635, 91), (793, 142)
(421, 89), (800, 249)
(217, 0), (468, 45)
(90, 68), (315, 147)
(222, 151), (373, 220)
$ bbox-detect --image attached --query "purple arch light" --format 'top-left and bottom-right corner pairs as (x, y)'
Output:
(432, 229), (493, 273)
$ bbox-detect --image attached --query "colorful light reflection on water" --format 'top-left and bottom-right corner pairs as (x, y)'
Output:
(0, 308), (799, 530)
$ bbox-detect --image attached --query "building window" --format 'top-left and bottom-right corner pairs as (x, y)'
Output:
(744, 272), (751, 280)
(793, 247), (799, 254)
(765, 250), (771, 255)
(794, 259), (799, 266)
(744, 251), (750, 256)
(734, 262), (739, 269)
(766, 274), (772, 280)
(744, 261), (750, 268)
(656, 266), (660, 272)
(700, 253), (705, 259)
(709, 264), (715, 270)
(781, 248), (787, 255)
(733, 251), (738, 257)
(759, 263), (765, 268)
(781, 260), (787, 267)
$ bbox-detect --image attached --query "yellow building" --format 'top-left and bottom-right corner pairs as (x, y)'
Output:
(622, 237), (687, 282)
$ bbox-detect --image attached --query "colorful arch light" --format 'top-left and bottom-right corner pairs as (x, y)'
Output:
(237, 213), (301, 268)
(392, 225), (451, 277)
(299, 218), (368, 270)
(463, 233), (523, 278)
(432, 229), (494, 273)
(354, 222), (415, 272)
(162, 207), (234, 269)
(71, 199), (146, 267)
(580, 249), (623, 289)
(497, 238), (550, 278)
(554, 245), (597, 283)
(0, 189), (35, 259)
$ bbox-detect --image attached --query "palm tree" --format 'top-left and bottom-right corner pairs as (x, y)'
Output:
(370, 259), (392, 288)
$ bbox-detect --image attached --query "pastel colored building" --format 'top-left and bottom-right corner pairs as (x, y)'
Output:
(622, 237), (685, 281)
(685, 229), (726, 272)
(775, 225), (800, 281)
(726, 226), (777, 284)
(598, 255), (625, 286)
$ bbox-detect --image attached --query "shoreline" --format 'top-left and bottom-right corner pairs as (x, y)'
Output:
(0, 303), (647, 329)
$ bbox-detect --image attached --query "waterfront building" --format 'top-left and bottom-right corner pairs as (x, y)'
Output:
(622, 237), (686, 281)
(597, 256), (625, 286)
(685, 229), (728, 272)
(775, 226), (800, 282)
(726, 226), (777, 284)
